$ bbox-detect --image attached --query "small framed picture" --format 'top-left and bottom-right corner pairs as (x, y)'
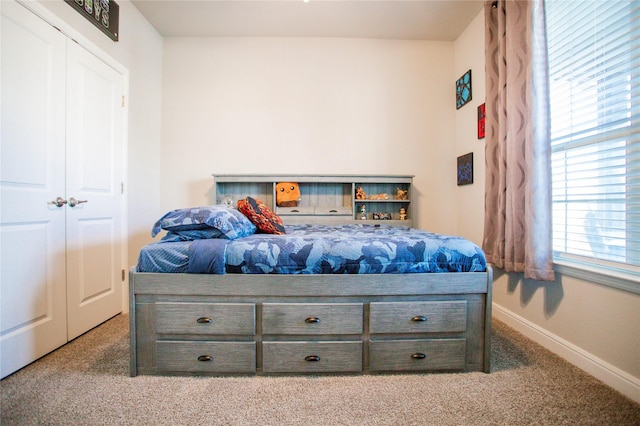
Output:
(457, 152), (474, 186)
(456, 69), (472, 109)
(477, 103), (486, 139)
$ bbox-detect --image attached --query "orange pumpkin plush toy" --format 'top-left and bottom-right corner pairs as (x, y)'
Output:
(276, 182), (300, 207)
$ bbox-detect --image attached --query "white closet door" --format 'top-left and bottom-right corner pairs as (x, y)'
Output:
(65, 40), (124, 340)
(0, 1), (68, 378)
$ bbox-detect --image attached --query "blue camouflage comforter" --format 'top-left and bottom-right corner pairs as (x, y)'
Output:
(136, 224), (487, 274)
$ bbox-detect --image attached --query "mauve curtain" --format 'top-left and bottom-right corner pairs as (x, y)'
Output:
(483, 0), (555, 281)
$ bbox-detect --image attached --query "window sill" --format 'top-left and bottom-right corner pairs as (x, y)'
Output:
(553, 255), (640, 295)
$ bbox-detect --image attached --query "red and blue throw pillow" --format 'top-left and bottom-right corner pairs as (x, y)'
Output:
(237, 197), (286, 235)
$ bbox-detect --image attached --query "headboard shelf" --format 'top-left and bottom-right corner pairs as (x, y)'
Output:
(213, 174), (413, 226)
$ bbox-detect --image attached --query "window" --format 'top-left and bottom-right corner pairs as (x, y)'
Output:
(546, 0), (640, 286)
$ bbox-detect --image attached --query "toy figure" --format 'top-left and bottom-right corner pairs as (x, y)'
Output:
(276, 182), (301, 207)
(399, 207), (407, 220)
(368, 193), (389, 200)
(360, 204), (367, 220)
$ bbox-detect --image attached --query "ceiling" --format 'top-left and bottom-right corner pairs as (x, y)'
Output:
(130, 0), (485, 41)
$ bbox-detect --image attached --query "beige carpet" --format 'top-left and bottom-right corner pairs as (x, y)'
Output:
(1, 314), (638, 425)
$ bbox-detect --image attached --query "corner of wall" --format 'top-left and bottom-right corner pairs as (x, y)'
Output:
(452, 10), (485, 245)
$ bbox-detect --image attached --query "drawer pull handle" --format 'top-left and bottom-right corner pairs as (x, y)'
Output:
(196, 317), (213, 324)
(329, 209), (338, 213)
(411, 315), (427, 322)
(291, 209), (299, 212)
(411, 353), (426, 360)
(304, 355), (321, 362)
(305, 317), (321, 324)
(198, 355), (213, 362)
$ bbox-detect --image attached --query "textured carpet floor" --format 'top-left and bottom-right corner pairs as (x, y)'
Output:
(1, 314), (638, 425)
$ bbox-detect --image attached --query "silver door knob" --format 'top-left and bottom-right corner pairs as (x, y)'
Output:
(68, 197), (88, 207)
(48, 197), (67, 208)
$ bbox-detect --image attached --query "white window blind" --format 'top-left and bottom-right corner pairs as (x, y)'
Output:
(546, 0), (640, 270)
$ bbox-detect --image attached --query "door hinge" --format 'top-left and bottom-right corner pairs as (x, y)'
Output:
(121, 95), (125, 107)
(122, 269), (125, 281)
(121, 182), (124, 194)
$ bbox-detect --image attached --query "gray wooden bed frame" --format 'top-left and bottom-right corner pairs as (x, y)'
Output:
(129, 174), (493, 376)
(129, 265), (493, 377)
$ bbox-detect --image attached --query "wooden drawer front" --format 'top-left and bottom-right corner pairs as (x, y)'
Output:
(369, 339), (466, 372)
(262, 303), (363, 335)
(263, 341), (362, 373)
(313, 207), (353, 216)
(156, 341), (256, 373)
(369, 301), (467, 334)
(155, 303), (255, 335)
(276, 207), (315, 216)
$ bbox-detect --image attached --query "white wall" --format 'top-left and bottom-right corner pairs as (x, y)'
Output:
(453, 11), (485, 246)
(36, 0), (164, 269)
(454, 10), (640, 403)
(160, 37), (458, 234)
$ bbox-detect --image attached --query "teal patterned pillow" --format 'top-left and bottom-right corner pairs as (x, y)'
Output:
(152, 205), (256, 240)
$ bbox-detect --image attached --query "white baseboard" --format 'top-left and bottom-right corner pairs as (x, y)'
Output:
(492, 303), (640, 404)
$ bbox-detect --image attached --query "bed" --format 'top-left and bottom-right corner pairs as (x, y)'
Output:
(130, 178), (492, 377)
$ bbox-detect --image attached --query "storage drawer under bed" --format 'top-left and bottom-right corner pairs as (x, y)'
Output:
(154, 302), (256, 335)
(262, 341), (363, 373)
(262, 303), (363, 335)
(369, 338), (466, 372)
(369, 301), (467, 334)
(156, 341), (256, 373)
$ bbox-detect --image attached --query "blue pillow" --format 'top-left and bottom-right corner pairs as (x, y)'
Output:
(151, 205), (256, 240)
(160, 228), (224, 242)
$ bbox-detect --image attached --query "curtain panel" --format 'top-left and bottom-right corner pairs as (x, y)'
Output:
(483, 0), (555, 281)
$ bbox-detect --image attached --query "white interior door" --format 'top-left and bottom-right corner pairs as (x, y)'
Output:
(0, 1), (68, 378)
(65, 40), (124, 340)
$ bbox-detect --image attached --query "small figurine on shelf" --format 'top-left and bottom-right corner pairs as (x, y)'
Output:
(399, 207), (407, 221)
(221, 195), (235, 209)
(368, 193), (389, 200)
(355, 186), (367, 200)
(360, 204), (367, 220)
(275, 182), (301, 207)
(396, 188), (409, 200)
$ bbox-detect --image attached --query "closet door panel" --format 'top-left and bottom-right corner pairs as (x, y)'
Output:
(0, 1), (67, 378)
(65, 40), (124, 340)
